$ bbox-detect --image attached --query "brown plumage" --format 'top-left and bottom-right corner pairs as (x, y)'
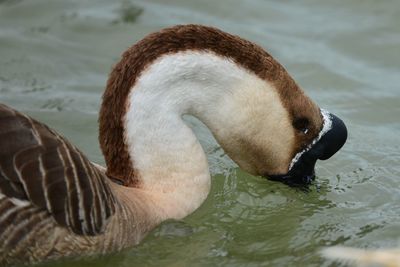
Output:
(99, 24), (322, 186)
(0, 24), (326, 265)
(0, 104), (116, 236)
(0, 103), (159, 266)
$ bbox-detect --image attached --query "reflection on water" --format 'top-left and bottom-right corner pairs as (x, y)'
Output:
(1, 0), (399, 266)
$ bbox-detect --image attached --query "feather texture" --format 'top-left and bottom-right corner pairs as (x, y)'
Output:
(0, 104), (116, 238)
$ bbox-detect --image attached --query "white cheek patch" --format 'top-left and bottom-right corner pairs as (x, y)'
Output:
(288, 109), (333, 171)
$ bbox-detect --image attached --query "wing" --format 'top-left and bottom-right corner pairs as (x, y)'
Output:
(0, 103), (116, 235)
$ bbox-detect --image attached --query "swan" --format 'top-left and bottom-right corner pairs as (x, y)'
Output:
(0, 24), (347, 265)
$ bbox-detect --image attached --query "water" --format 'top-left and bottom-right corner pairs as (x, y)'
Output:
(1, 0), (399, 266)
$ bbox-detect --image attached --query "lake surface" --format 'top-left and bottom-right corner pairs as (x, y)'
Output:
(1, 0), (399, 266)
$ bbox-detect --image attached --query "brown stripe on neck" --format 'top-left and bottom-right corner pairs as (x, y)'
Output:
(99, 24), (320, 187)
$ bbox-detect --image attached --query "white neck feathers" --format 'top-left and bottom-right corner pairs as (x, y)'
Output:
(123, 51), (290, 220)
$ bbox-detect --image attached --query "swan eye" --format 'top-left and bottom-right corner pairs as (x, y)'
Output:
(293, 117), (310, 134)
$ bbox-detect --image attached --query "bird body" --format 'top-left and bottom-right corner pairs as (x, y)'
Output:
(0, 25), (347, 265)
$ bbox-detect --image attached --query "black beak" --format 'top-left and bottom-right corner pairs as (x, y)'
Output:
(267, 112), (347, 187)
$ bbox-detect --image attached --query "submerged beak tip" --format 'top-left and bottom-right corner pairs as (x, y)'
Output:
(265, 111), (347, 188)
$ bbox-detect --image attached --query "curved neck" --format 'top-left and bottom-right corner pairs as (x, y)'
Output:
(123, 51), (286, 219)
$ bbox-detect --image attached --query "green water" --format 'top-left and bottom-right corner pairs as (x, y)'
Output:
(1, 0), (399, 266)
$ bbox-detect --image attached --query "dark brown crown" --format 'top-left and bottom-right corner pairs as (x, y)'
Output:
(99, 24), (321, 186)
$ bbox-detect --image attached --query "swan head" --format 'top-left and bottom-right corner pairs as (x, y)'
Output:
(265, 109), (347, 186)
(210, 72), (347, 187)
(99, 24), (347, 187)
